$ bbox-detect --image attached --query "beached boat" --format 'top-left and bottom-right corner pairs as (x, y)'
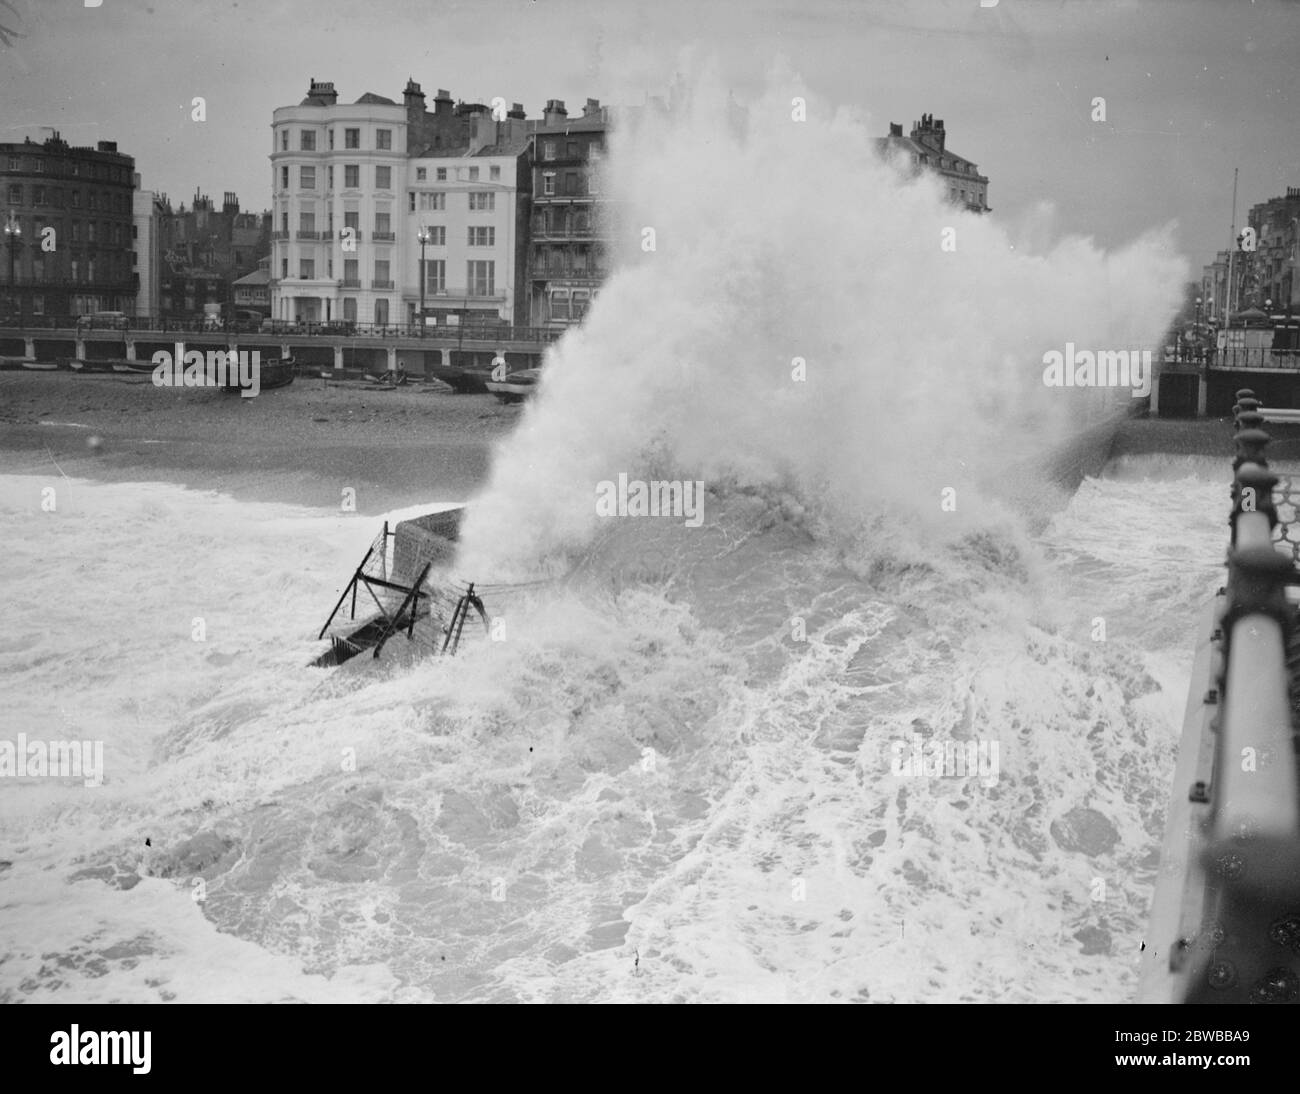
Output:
(20, 360), (58, 371)
(428, 365), (492, 394)
(0, 356), (39, 370)
(485, 368), (541, 404)
(71, 357), (140, 373)
(221, 356), (297, 394)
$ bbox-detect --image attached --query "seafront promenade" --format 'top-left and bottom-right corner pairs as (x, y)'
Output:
(0, 319), (561, 376)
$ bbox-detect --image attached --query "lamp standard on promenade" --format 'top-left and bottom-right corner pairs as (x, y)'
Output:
(3, 211), (20, 322)
(417, 226), (431, 337)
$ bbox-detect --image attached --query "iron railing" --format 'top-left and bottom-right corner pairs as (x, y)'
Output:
(1163, 346), (1300, 371)
(1143, 388), (1300, 1003)
(0, 315), (566, 341)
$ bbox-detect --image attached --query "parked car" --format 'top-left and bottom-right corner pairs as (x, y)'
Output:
(260, 318), (303, 335)
(76, 311), (130, 331)
(225, 309), (266, 333)
(317, 320), (357, 336)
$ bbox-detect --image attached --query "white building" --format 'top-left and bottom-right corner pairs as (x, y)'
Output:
(406, 142), (528, 329)
(130, 173), (164, 318)
(269, 80), (408, 327)
(270, 79), (531, 330)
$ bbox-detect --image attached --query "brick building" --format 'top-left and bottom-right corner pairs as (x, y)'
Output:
(877, 114), (990, 213)
(0, 132), (136, 318)
(527, 99), (610, 328)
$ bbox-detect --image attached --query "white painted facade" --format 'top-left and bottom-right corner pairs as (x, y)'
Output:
(405, 152), (522, 327)
(269, 95), (407, 326)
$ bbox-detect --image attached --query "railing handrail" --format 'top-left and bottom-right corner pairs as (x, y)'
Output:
(0, 316), (567, 342)
(1151, 390), (1300, 1003)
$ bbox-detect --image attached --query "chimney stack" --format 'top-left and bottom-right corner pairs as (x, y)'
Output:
(307, 78), (338, 105)
(543, 98), (568, 126)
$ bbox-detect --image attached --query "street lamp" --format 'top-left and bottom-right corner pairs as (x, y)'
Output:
(3, 211), (20, 322)
(417, 226), (431, 337)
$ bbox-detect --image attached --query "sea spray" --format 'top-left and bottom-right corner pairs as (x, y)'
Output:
(456, 68), (1187, 577)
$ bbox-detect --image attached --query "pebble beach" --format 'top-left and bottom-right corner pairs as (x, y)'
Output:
(0, 371), (518, 513)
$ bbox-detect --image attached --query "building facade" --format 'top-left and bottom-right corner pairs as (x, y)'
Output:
(232, 260), (271, 313)
(406, 142), (530, 329)
(1200, 186), (1300, 323)
(131, 175), (166, 318)
(1245, 187), (1300, 311)
(877, 114), (990, 213)
(152, 190), (269, 320)
(270, 80), (409, 326)
(1, 132), (136, 318)
(527, 99), (610, 328)
(270, 78), (535, 329)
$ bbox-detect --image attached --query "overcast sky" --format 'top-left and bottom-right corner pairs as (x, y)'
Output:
(0, 0), (1296, 274)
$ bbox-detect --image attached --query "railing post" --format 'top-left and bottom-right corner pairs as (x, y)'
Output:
(1180, 433), (1300, 1001)
(1232, 428), (1270, 473)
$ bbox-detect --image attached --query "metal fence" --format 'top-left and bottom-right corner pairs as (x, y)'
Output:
(1164, 346), (1300, 371)
(0, 315), (567, 342)
(1143, 390), (1300, 1003)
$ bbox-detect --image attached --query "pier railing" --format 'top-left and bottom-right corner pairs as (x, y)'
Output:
(1150, 389), (1300, 1002)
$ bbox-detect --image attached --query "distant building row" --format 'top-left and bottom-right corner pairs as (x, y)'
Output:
(264, 81), (992, 332)
(266, 78), (607, 332)
(0, 131), (272, 322)
(1201, 187), (1300, 321)
(0, 92), (991, 329)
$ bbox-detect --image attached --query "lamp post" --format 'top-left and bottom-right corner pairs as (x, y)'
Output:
(417, 226), (430, 337)
(3, 211), (20, 323)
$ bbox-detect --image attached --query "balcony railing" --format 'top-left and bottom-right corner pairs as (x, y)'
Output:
(340, 229), (362, 241)
(371, 279), (394, 290)
(340, 277), (361, 288)
(296, 230), (321, 240)
(271, 231), (289, 240)
(531, 226), (598, 241)
(529, 265), (607, 280)
(372, 231), (395, 242)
